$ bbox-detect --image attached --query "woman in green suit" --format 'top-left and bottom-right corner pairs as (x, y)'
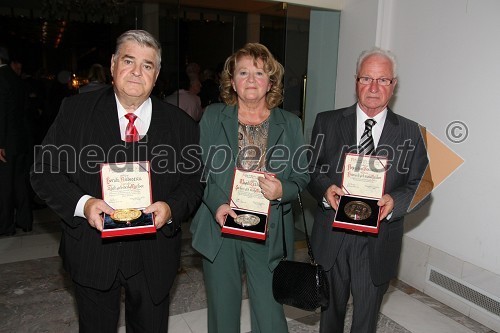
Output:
(191, 43), (310, 332)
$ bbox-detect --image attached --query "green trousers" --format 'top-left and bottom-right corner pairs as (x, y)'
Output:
(202, 237), (289, 333)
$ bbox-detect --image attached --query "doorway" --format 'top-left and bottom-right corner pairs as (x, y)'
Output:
(157, 0), (311, 117)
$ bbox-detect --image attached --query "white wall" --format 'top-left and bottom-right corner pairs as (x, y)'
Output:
(277, 0), (500, 328)
(387, 0), (500, 274)
(336, 0), (500, 275)
(335, 0), (500, 327)
(284, 0), (500, 276)
(335, 0), (380, 108)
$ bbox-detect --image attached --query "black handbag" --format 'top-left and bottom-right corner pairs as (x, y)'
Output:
(272, 190), (330, 311)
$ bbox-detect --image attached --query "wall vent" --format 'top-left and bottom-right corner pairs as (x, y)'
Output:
(427, 266), (500, 317)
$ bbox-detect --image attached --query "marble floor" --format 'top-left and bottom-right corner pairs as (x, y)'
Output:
(0, 208), (496, 333)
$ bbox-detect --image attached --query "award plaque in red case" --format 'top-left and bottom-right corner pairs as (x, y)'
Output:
(221, 169), (271, 240)
(333, 154), (387, 234)
(100, 161), (156, 238)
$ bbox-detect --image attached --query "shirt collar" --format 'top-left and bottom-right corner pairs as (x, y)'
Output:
(115, 95), (151, 120)
(356, 104), (388, 124)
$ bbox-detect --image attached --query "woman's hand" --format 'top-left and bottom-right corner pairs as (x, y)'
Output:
(258, 173), (282, 201)
(215, 204), (237, 227)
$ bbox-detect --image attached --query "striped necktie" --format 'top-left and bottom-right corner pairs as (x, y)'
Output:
(124, 113), (139, 142)
(358, 118), (376, 155)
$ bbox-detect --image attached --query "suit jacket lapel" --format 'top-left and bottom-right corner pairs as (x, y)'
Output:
(377, 108), (399, 153)
(341, 105), (357, 146)
(95, 89), (121, 148)
(265, 109), (285, 171)
(267, 108), (284, 150)
(146, 98), (164, 144)
(221, 105), (239, 159)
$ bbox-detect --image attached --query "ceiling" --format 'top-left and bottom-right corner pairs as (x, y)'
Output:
(0, 0), (309, 50)
(0, 0), (310, 73)
(0, 0), (308, 18)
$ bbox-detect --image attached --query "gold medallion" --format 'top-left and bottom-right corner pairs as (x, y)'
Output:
(344, 201), (371, 221)
(111, 208), (142, 223)
(235, 214), (260, 227)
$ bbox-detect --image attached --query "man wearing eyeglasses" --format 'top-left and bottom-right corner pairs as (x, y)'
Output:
(308, 47), (431, 333)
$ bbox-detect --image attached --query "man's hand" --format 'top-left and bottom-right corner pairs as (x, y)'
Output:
(84, 198), (114, 231)
(258, 173), (282, 200)
(215, 204), (237, 227)
(143, 201), (172, 229)
(378, 194), (394, 220)
(324, 184), (345, 210)
(0, 148), (6, 163)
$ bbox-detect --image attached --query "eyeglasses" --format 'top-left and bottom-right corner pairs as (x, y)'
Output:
(356, 77), (394, 86)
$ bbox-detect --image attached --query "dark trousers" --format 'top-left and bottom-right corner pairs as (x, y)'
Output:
(320, 234), (390, 333)
(74, 268), (170, 333)
(0, 152), (33, 234)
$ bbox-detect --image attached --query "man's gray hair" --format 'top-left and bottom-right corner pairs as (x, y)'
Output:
(114, 30), (162, 69)
(356, 47), (398, 78)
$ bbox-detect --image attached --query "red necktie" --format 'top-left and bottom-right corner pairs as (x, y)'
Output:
(124, 113), (139, 142)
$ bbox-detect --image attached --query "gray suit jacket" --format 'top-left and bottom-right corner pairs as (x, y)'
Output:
(308, 104), (430, 285)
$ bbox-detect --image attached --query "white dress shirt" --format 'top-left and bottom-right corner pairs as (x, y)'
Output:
(355, 104), (387, 150)
(74, 96), (152, 217)
(116, 96), (152, 141)
(322, 104), (390, 212)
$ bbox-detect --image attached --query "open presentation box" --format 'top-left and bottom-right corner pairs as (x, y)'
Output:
(100, 161), (156, 238)
(333, 153), (387, 234)
(222, 169), (271, 240)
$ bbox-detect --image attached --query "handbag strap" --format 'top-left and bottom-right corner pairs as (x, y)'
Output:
(281, 186), (317, 265)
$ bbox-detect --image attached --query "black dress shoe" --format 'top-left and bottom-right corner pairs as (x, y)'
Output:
(0, 230), (16, 236)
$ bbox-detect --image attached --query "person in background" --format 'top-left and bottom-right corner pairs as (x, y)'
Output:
(308, 47), (431, 333)
(0, 46), (33, 236)
(40, 69), (73, 140)
(79, 63), (110, 93)
(165, 71), (203, 122)
(190, 42), (310, 333)
(186, 62), (201, 82)
(8, 54), (44, 209)
(10, 58), (22, 76)
(199, 68), (220, 108)
(31, 30), (204, 331)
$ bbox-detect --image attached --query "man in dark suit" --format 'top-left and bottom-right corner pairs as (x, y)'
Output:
(0, 46), (33, 236)
(308, 48), (431, 333)
(31, 30), (204, 332)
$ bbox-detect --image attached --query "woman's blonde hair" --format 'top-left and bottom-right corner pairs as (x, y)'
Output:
(220, 43), (284, 109)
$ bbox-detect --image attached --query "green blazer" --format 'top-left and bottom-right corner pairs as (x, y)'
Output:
(191, 103), (310, 270)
